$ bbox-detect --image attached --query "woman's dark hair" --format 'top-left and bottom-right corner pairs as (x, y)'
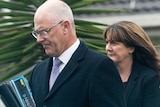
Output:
(103, 21), (160, 75)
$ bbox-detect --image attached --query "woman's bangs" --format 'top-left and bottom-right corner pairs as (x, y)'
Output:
(105, 28), (116, 41)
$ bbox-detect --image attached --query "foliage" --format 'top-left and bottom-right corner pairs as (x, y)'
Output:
(0, 0), (120, 82)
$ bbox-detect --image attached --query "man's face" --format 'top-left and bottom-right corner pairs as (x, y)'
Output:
(34, 17), (65, 57)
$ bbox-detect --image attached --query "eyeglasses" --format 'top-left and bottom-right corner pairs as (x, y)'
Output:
(32, 20), (63, 39)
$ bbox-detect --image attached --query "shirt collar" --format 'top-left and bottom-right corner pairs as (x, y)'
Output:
(54, 39), (80, 65)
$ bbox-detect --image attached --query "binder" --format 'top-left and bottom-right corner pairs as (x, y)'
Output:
(0, 84), (21, 107)
(0, 96), (7, 107)
(0, 75), (36, 107)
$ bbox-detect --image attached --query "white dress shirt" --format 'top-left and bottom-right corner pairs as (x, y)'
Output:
(53, 39), (80, 73)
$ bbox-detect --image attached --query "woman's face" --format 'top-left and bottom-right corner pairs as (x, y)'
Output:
(105, 39), (134, 64)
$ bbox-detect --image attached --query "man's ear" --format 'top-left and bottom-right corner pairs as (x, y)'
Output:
(62, 21), (69, 34)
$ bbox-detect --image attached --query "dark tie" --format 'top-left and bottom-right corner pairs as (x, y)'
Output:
(49, 58), (62, 90)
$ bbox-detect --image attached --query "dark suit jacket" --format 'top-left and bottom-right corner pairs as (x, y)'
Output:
(125, 59), (160, 107)
(29, 41), (126, 107)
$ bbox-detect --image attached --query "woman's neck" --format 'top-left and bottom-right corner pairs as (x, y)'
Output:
(116, 59), (133, 82)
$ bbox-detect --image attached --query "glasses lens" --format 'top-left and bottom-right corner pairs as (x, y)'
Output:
(31, 20), (63, 39)
(32, 31), (38, 39)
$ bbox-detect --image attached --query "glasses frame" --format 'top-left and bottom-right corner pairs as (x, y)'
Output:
(32, 20), (63, 39)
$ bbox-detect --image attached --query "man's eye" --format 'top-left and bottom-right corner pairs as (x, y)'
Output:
(40, 30), (47, 33)
(37, 30), (47, 36)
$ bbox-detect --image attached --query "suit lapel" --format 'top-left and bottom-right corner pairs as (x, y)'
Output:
(125, 60), (140, 101)
(40, 58), (53, 98)
(45, 41), (88, 100)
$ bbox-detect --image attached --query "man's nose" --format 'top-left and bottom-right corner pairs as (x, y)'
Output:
(36, 35), (45, 43)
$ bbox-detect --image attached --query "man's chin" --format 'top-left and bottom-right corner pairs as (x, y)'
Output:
(44, 50), (52, 56)
(45, 50), (57, 57)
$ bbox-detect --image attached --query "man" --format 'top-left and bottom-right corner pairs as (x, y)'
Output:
(29, 0), (126, 107)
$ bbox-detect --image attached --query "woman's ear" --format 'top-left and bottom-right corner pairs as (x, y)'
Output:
(129, 47), (135, 54)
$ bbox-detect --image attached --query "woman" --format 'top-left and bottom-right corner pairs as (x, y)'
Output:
(103, 21), (160, 107)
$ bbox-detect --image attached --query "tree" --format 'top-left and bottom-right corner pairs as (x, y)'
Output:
(0, 0), (118, 82)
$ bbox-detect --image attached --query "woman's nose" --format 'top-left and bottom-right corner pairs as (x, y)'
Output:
(106, 43), (112, 51)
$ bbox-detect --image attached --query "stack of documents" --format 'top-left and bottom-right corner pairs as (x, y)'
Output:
(0, 75), (36, 107)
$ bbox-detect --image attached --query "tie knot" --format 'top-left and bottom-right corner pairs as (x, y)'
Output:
(54, 58), (62, 67)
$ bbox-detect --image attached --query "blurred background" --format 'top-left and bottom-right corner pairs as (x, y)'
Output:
(0, 0), (160, 82)
(75, 0), (160, 51)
